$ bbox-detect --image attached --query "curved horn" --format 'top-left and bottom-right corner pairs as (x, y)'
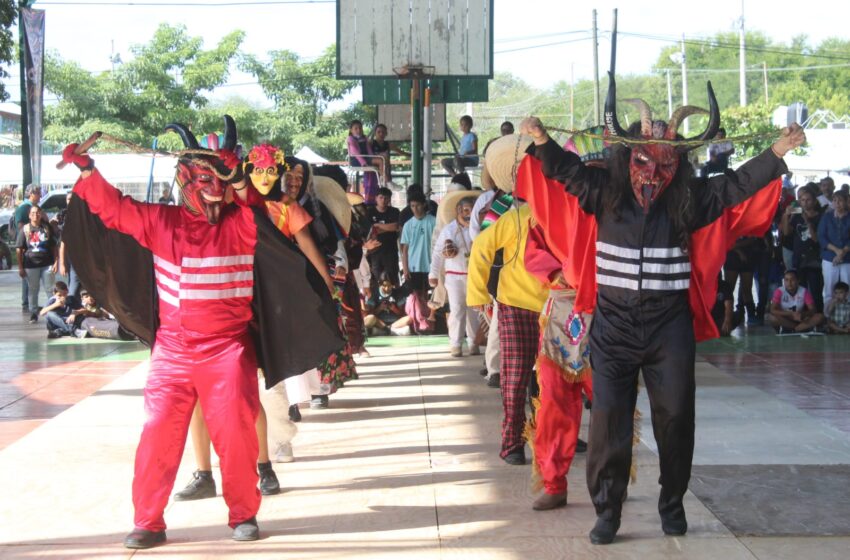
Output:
(666, 106), (708, 138)
(164, 123), (200, 149)
(687, 81), (721, 142)
(222, 114), (237, 151)
(623, 99), (653, 137)
(604, 72), (628, 137)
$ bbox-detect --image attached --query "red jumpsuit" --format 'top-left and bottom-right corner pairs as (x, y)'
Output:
(74, 169), (261, 532)
(525, 225), (593, 496)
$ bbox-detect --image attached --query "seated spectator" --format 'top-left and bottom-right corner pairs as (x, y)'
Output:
(369, 123), (408, 187)
(347, 119), (382, 204)
(711, 274), (737, 336)
(825, 281), (850, 334)
(766, 270), (825, 334)
(39, 281), (81, 338)
(441, 115), (479, 175)
(364, 274), (411, 335)
(77, 291), (136, 340)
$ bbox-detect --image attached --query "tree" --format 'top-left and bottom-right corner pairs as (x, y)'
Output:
(0, 1), (14, 102)
(44, 24), (244, 149)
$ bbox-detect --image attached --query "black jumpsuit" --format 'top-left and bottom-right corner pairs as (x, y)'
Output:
(532, 139), (787, 522)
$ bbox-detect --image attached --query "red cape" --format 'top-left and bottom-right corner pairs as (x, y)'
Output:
(515, 157), (781, 342)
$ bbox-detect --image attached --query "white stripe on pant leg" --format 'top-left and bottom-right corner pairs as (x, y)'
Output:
(485, 300), (500, 376)
(445, 274), (468, 348)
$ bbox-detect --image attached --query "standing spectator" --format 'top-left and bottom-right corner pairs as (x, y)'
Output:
(766, 270), (825, 333)
(429, 195), (479, 357)
(347, 119), (382, 204)
(441, 115), (478, 175)
(817, 190), (850, 308)
(39, 281), (81, 338)
(825, 281), (850, 334)
(157, 186), (175, 205)
(817, 177), (835, 209)
(400, 192), (437, 333)
(399, 184), (438, 228)
(711, 274), (737, 336)
(16, 205), (57, 323)
(14, 184), (41, 313)
(723, 237), (760, 325)
(366, 187), (401, 291)
(783, 184), (825, 311)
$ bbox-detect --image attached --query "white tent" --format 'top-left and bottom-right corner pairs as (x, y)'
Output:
(294, 146), (328, 164)
(0, 153), (179, 188)
(782, 128), (850, 185)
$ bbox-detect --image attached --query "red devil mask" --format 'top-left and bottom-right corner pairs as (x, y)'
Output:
(604, 74), (720, 212)
(165, 116), (239, 225)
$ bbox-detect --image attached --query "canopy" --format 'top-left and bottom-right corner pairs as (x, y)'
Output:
(294, 146), (328, 164)
(0, 153), (179, 187)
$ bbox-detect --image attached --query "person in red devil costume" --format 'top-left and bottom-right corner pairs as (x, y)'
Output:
(519, 22), (805, 545)
(61, 117), (342, 549)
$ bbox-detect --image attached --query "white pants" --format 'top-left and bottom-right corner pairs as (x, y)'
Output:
(285, 368), (324, 404)
(258, 372), (297, 447)
(484, 300), (500, 377)
(445, 273), (478, 349)
(822, 260), (850, 308)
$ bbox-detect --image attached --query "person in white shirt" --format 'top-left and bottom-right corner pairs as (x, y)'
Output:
(430, 195), (479, 357)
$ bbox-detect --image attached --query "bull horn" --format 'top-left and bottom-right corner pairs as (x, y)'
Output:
(687, 81), (721, 142)
(603, 72), (628, 137)
(223, 114), (237, 151)
(666, 106), (708, 139)
(164, 123), (200, 149)
(623, 99), (653, 137)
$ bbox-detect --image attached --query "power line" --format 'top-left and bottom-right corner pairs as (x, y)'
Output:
(37, 0), (333, 6)
(495, 36), (593, 55)
(496, 30), (590, 44)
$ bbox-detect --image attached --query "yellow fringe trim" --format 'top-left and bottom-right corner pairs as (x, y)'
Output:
(524, 389), (544, 494)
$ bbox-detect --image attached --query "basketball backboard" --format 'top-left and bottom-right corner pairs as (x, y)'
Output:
(378, 104), (446, 142)
(337, 0), (493, 79)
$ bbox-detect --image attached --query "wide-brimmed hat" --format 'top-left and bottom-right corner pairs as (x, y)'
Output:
(313, 176), (352, 235)
(437, 190), (482, 227)
(346, 192), (365, 206)
(482, 134), (533, 193)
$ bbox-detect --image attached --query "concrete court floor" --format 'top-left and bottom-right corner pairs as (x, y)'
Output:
(1, 270), (850, 559)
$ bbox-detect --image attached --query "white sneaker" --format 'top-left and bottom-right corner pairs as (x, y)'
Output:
(274, 442), (294, 463)
(74, 328), (88, 339)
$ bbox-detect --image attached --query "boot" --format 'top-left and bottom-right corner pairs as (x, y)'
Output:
(258, 461), (280, 496)
(589, 516), (620, 545)
(288, 404), (301, 422)
(173, 470), (216, 501)
(232, 517), (259, 541)
(532, 491), (567, 511)
(661, 504), (688, 536)
(123, 529), (166, 549)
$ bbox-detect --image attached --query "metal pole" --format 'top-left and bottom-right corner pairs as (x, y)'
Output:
(666, 69), (673, 118)
(592, 9), (600, 125)
(145, 137), (158, 203)
(411, 79), (422, 186)
(763, 61), (769, 104)
(18, 1), (33, 188)
(680, 35), (688, 135)
(423, 85), (432, 197)
(739, 0), (747, 106)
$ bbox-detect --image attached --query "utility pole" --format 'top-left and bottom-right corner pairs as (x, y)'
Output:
(762, 61), (769, 104)
(666, 69), (673, 118)
(570, 63), (575, 129)
(739, 0), (747, 106)
(592, 9), (600, 125)
(680, 35), (688, 135)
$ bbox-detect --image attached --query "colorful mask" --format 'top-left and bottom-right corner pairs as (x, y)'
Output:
(245, 144), (287, 198)
(165, 115), (239, 225)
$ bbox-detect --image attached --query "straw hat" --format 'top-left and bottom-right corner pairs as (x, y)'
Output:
(437, 190), (482, 227)
(346, 192), (365, 206)
(313, 176), (352, 235)
(482, 133), (533, 193)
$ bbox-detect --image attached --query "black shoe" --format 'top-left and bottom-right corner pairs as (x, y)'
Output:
(173, 470), (216, 501)
(47, 329), (63, 339)
(258, 462), (280, 496)
(575, 438), (588, 453)
(661, 509), (688, 536)
(310, 395), (329, 409)
(502, 450), (525, 465)
(486, 373), (500, 388)
(288, 404), (302, 422)
(232, 517), (259, 541)
(589, 517), (620, 545)
(479, 367), (488, 377)
(123, 529), (166, 549)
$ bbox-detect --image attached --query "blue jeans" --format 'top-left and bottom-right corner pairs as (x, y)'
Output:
(25, 266), (55, 314)
(45, 311), (75, 335)
(21, 276), (28, 308)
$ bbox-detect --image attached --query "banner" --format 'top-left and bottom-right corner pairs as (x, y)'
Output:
(22, 8), (45, 186)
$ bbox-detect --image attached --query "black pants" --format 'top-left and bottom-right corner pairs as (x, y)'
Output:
(587, 302), (696, 522)
(368, 252), (400, 291)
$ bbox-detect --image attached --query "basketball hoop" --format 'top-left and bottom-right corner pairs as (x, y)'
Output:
(393, 65), (436, 80)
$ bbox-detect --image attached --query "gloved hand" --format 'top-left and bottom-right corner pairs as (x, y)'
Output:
(62, 143), (94, 170)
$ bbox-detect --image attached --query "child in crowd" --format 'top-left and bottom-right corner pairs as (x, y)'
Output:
(442, 115), (479, 175)
(40, 281), (80, 338)
(401, 192), (436, 333)
(825, 281), (850, 334)
(347, 119), (382, 204)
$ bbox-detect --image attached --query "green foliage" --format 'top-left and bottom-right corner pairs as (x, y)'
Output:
(0, 1), (14, 102)
(720, 102), (779, 159)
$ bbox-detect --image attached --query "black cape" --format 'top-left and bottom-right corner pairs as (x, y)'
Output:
(64, 195), (344, 389)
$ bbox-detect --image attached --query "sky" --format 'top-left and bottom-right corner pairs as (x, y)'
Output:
(5, 0), (850, 107)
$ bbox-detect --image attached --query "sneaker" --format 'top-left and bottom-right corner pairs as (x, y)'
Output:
(124, 529), (166, 549)
(173, 470), (216, 501)
(29, 315), (38, 324)
(274, 442), (294, 463)
(486, 373), (501, 388)
(258, 462), (280, 495)
(310, 395), (329, 409)
(288, 404), (302, 422)
(74, 328), (88, 339)
(21, 305), (29, 315)
(47, 330), (63, 339)
(450, 347), (463, 357)
(532, 491), (567, 511)
(232, 517), (259, 541)
(469, 345), (481, 356)
(478, 367), (489, 377)
(502, 449), (526, 465)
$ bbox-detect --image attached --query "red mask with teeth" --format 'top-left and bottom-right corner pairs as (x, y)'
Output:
(629, 142), (679, 211)
(175, 158), (226, 225)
